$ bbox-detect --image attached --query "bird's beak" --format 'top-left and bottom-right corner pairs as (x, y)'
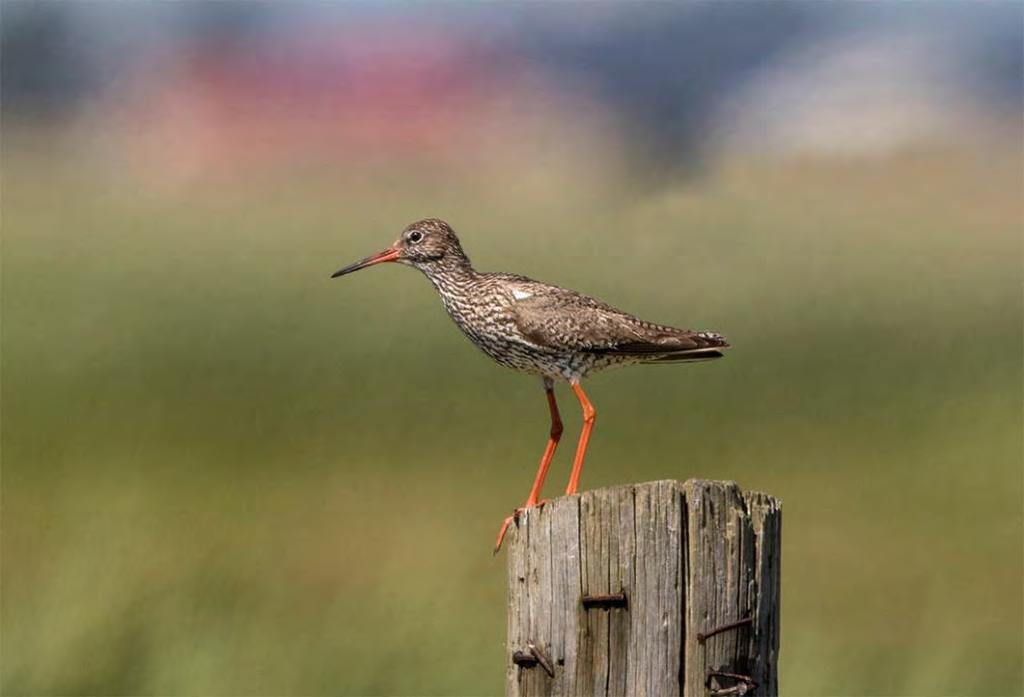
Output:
(330, 247), (401, 278)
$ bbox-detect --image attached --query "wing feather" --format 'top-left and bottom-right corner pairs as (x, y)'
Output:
(506, 278), (728, 357)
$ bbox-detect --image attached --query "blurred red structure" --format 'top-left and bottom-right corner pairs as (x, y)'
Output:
(98, 30), (577, 184)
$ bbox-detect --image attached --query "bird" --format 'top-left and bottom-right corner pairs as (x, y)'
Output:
(331, 219), (729, 553)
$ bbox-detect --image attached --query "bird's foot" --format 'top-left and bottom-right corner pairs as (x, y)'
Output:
(493, 500), (551, 555)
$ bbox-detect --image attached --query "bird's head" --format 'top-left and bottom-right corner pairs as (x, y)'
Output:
(331, 218), (469, 278)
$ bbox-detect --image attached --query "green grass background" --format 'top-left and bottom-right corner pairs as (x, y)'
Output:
(2, 140), (1021, 695)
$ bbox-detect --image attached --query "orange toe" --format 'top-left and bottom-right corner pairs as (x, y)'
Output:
(494, 515), (515, 555)
(493, 501), (551, 555)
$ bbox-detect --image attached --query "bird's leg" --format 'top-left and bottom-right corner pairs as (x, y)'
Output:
(494, 378), (563, 554)
(524, 380), (563, 507)
(565, 381), (596, 495)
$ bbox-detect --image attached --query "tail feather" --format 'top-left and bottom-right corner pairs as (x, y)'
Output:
(587, 329), (730, 359)
(641, 348), (725, 364)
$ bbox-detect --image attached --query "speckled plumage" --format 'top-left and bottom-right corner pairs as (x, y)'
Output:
(384, 219), (729, 381)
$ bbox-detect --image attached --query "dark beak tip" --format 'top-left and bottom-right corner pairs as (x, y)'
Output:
(329, 247), (400, 280)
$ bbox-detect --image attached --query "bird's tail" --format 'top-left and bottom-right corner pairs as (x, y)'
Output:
(640, 330), (729, 364)
(586, 329), (729, 362)
(641, 348), (725, 364)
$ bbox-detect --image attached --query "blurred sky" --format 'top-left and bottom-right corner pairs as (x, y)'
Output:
(3, 1), (1022, 186)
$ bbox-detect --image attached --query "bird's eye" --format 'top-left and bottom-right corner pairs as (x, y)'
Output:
(408, 231), (423, 244)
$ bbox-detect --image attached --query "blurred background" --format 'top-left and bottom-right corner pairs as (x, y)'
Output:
(2, 2), (1022, 695)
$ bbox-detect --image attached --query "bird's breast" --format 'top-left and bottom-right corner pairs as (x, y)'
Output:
(434, 285), (565, 376)
(439, 287), (515, 344)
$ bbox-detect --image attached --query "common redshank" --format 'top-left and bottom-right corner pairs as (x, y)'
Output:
(332, 219), (729, 552)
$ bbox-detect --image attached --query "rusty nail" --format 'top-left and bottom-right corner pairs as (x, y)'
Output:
(527, 642), (555, 678)
(581, 592), (628, 610)
(707, 670), (757, 696)
(697, 616), (753, 643)
(512, 643), (555, 678)
(512, 650), (537, 669)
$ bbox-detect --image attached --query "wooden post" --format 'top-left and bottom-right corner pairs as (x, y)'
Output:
(505, 479), (781, 697)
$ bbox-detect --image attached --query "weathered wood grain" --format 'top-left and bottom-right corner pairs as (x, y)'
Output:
(506, 480), (781, 697)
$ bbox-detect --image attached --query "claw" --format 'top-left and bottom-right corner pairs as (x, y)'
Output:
(493, 500), (552, 555)
(494, 515), (515, 555)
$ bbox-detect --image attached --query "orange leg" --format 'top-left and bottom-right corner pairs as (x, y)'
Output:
(565, 381), (596, 495)
(494, 379), (564, 554)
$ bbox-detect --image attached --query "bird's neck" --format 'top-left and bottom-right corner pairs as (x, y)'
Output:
(418, 252), (479, 296)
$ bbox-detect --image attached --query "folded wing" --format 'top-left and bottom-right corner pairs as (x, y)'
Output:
(508, 281), (729, 360)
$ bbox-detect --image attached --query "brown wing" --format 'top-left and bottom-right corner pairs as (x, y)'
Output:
(507, 280), (729, 356)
